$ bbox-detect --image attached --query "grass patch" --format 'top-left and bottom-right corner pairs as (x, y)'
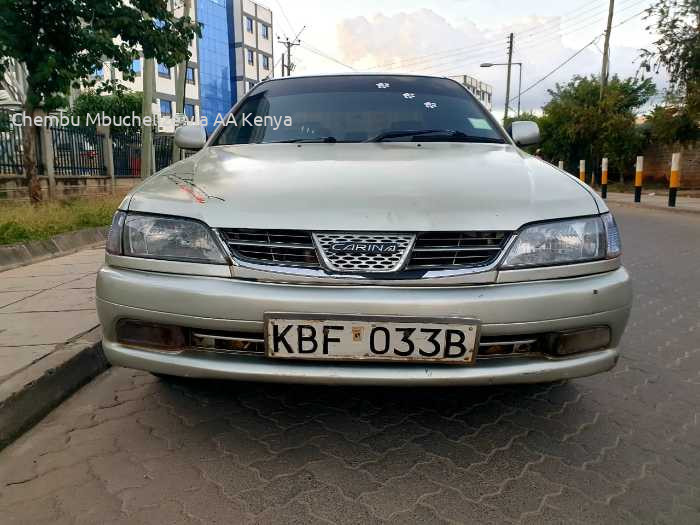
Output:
(0, 195), (124, 245)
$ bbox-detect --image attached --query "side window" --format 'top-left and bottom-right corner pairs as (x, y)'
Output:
(159, 99), (172, 117)
(157, 62), (170, 78)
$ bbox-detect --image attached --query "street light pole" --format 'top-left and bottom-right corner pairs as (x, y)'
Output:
(517, 62), (522, 117)
(480, 61), (523, 118)
(504, 33), (514, 124)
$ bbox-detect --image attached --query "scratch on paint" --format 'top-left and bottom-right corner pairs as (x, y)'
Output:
(166, 174), (225, 204)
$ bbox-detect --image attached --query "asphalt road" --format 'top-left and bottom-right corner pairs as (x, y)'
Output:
(1, 204), (699, 524)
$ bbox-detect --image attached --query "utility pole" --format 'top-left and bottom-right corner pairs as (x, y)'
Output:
(277, 26), (305, 76)
(140, 57), (155, 179)
(503, 33), (514, 125)
(599, 0), (615, 100)
(173, 0), (192, 163)
(281, 54), (285, 77)
(517, 62), (522, 117)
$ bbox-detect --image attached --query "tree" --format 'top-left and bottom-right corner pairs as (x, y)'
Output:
(641, 0), (700, 145)
(71, 91), (143, 131)
(0, 0), (201, 202)
(536, 75), (655, 181)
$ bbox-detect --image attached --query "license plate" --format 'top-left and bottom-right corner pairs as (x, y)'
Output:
(264, 314), (480, 364)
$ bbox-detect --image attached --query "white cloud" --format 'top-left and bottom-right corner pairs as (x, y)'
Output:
(330, 8), (662, 113)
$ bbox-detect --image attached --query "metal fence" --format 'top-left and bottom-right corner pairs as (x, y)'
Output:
(0, 108), (43, 175)
(113, 130), (142, 178)
(112, 131), (176, 177)
(1, 108), (184, 189)
(50, 126), (106, 176)
(154, 134), (174, 172)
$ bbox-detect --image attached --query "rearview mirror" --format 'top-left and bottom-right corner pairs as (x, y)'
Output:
(175, 125), (207, 150)
(510, 121), (540, 147)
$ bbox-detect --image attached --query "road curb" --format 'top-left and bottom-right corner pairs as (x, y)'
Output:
(606, 199), (700, 216)
(0, 226), (108, 273)
(0, 327), (109, 451)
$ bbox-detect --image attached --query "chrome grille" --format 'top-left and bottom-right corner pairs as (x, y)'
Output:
(407, 231), (510, 270)
(219, 229), (320, 267)
(314, 233), (415, 273)
(220, 229), (510, 274)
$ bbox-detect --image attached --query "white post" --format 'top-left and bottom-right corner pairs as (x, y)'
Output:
(558, 160), (564, 170)
(98, 125), (115, 194)
(140, 58), (155, 179)
(38, 110), (55, 200)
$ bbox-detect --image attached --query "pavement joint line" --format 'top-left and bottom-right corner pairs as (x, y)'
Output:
(0, 309), (95, 315)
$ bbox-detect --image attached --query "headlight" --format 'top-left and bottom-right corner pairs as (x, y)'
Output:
(501, 214), (620, 268)
(106, 212), (227, 264)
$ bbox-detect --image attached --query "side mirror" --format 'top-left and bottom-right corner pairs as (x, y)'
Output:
(510, 121), (540, 147)
(174, 125), (207, 150)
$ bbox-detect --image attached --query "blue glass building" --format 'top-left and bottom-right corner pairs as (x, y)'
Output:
(197, 0), (236, 132)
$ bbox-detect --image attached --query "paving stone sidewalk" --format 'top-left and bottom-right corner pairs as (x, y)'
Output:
(0, 206), (698, 524)
(0, 248), (105, 382)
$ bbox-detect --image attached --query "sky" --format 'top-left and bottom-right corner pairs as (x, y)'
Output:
(270, 0), (666, 118)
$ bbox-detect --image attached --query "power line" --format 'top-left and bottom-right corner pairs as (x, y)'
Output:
(277, 25), (306, 76)
(372, 0), (647, 75)
(369, 0), (626, 72)
(273, 0), (296, 37)
(412, 0), (648, 76)
(506, 7), (648, 106)
(424, 1), (648, 78)
(365, 0), (607, 71)
(299, 44), (356, 71)
(508, 36), (602, 103)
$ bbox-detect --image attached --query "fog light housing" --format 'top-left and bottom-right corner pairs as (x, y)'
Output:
(545, 327), (611, 356)
(116, 320), (187, 352)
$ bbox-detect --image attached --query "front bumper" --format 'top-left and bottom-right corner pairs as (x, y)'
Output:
(96, 266), (632, 385)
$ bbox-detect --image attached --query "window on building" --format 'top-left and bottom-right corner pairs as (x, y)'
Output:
(245, 16), (253, 33)
(186, 66), (195, 84)
(262, 55), (270, 70)
(160, 99), (172, 117)
(157, 62), (170, 78)
(184, 104), (195, 119)
(261, 24), (269, 39)
(247, 49), (254, 65)
(94, 66), (103, 79)
(131, 58), (141, 75)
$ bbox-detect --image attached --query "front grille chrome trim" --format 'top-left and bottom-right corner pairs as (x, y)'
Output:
(216, 229), (521, 285)
(313, 232), (416, 274)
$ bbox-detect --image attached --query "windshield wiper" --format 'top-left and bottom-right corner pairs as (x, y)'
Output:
(365, 129), (505, 143)
(275, 136), (338, 143)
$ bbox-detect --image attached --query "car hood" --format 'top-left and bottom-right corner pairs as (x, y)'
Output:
(126, 142), (604, 231)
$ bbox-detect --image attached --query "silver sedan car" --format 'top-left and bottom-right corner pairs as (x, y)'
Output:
(97, 74), (632, 385)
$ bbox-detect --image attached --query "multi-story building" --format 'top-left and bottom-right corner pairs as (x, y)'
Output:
(449, 75), (493, 111)
(234, 0), (274, 96)
(91, 1), (201, 132)
(87, 0), (273, 132)
(198, 0), (273, 130)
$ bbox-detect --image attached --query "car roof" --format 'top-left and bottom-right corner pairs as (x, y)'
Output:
(257, 72), (450, 84)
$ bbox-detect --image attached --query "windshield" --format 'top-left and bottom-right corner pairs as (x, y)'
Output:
(213, 75), (505, 145)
